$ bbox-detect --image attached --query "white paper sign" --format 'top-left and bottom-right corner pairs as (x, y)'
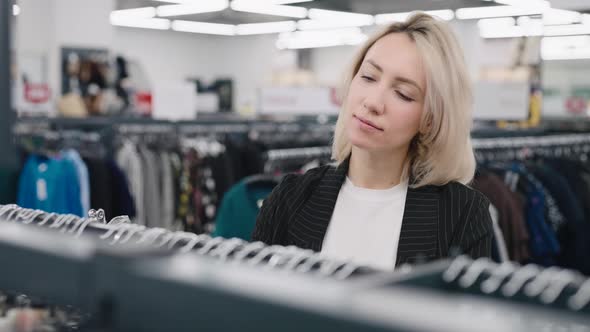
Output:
(258, 86), (341, 115)
(473, 81), (530, 120)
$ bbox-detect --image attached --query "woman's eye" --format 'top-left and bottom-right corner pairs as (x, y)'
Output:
(396, 91), (414, 102)
(361, 75), (375, 82)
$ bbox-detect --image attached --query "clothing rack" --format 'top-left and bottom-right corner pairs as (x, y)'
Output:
(0, 215), (588, 332)
(0, 204), (373, 280)
(392, 255), (590, 315)
(265, 146), (332, 161)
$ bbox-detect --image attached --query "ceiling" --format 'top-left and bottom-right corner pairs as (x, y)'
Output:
(116, 0), (503, 25)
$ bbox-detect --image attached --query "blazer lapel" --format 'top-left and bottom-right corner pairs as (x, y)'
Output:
(288, 160), (348, 251)
(395, 185), (440, 267)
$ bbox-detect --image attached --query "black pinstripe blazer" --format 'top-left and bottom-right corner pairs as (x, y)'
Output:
(252, 159), (493, 267)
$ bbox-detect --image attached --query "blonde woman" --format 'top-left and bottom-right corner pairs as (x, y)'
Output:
(252, 13), (492, 271)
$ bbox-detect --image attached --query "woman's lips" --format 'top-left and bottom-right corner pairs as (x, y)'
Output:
(354, 115), (384, 131)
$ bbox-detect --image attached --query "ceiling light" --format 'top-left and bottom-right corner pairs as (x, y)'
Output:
(456, 5), (547, 20)
(494, 0), (549, 8)
(236, 21), (296, 35)
(479, 17), (543, 39)
(541, 36), (590, 60)
(276, 27), (367, 49)
(297, 19), (371, 30)
(543, 8), (582, 25)
(307, 8), (374, 24)
(375, 9), (454, 25)
(233, 0), (313, 4)
(110, 7), (156, 20)
(157, 0), (229, 17)
(230, 2), (307, 18)
(172, 20), (236, 35)
(478, 17), (516, 30)
(544, 24), (590, 37)
(110, 17), (171, 30)
(12, 4), (20, 16)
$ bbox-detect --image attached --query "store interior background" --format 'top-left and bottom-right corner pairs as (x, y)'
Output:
(4, 0), (590, 207)
(11, 0), (590, 122)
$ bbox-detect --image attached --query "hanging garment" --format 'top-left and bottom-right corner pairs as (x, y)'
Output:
(213, 178), (276, 240)
(116, 141), (145, 225)
(138, 146), (161, 228)
(84, 157), (113, 219)
(62, 149), (90, 215)
(160, 152), (175, 230)
(107, 159), (136, 219)
(472, 171), (530, 262)
(17, 154), (83, 216)
(529, 163), (590, 275)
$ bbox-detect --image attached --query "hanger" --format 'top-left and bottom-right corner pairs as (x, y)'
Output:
(501, 264), (541, 297)
(480, 262), (517, 294)
(246, 246), (284, 266)
(539, 270), (579, 305)
(232, 242), (266, 262)
(179, 234), (211, 253)
(442, 255), (471, 283)
(333, 263), (360, 280)
(21, 209), (45, 225)
(568, 279), (590, 311)
(295, 255), (325, 274)
(318, 260), (348, 278)
(523, 266), (563, 298)
(457, 258), (494, 289)
(209, 238), (244, 261)
(196, 237), (225, 256)
(118, 225), (147, 244)
(282, 249), (316, 271)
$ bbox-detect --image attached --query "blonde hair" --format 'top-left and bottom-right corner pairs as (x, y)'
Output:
(332, 12), (476, 188)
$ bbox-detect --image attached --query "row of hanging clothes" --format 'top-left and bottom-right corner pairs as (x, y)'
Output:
(472, 133), (590, 276)
(14, 125), (137, 223)
(13, 119), (335, 236)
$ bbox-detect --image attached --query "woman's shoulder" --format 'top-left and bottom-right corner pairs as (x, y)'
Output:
(437, 181), (491, 209)
(279, 163), (337, 190)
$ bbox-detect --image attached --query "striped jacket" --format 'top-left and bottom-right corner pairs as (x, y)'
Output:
(252, 159), (493, 267)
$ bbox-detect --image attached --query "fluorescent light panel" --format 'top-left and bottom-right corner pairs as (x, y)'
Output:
(157, 0), (229, 17)
(375, 10), (454, 25)
(172, 20), (236, 35)
(543, 9), (582, 25)
(230, 2), (307, 18)
(307, 8), (374, 23)
(110, 7), (156, 20)
(12, 4), (20, 16)
(544, 24), (590, 37)
(236, 21), (296, 35)
(111, 17), (171, 30)
(276, 28), (367, 49)
(456, 5), (545, 20)
(494, 0), (550, 8)
(233, 0), (313, 4)
(297, 18), (372, 30)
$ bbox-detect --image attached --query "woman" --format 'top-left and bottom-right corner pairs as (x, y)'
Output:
(252, 13), (493, 271)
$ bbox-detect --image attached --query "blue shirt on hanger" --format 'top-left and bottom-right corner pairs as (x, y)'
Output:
(17, 154), (83, 217)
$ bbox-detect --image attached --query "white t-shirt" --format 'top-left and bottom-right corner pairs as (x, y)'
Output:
(320, 177), (408, 271)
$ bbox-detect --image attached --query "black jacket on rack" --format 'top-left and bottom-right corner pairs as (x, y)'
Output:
(252, 158), (493, 267)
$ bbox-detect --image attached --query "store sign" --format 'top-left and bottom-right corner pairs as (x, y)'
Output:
(473, 81), (530, 121)
(258, 87), (341, 115)
(565, 97), (587, 115)
(24, 83), (51, 104)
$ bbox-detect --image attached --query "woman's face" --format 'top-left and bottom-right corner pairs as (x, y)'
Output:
(345, 32), (426, 155)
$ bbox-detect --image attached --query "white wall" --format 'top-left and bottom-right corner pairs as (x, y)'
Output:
(16, 0), (529, 117)
(16, 0), (115, 102)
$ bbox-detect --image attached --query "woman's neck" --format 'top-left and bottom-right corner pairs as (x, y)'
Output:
(348, 146), (408, 190)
